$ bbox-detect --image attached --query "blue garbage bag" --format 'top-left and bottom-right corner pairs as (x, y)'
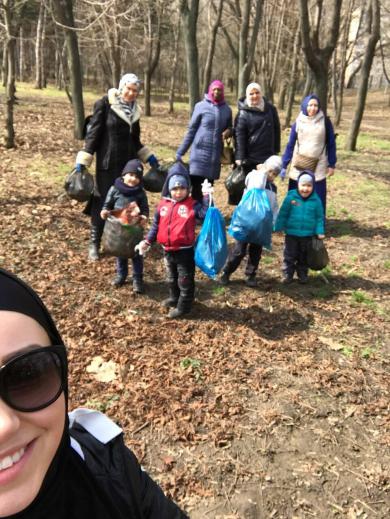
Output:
(228, 188), (273, 248)
(195, 205), (228, 279)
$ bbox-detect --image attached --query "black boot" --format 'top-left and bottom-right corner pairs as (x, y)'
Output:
(162, 283), (180, 308)
(132, 277), (144, 294)
(88, 225), (102, 261)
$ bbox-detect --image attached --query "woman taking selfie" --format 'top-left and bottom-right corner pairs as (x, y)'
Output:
(0, 268), (187, 518)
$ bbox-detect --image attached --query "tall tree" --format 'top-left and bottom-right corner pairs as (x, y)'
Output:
(299, 0), (342, 112)
(2, 0), (17, 148)
(202, 0), (224, 94)
(238, 0), (263, 97)
(35, 0), (45, 89)
(346, 0), (380, 151)
(51, 0), (84, 139)
(179, 0), (200, 111)
(143, 1), (162, 116)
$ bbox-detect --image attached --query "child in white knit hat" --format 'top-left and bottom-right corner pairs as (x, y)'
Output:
(220, 155), (282, 287)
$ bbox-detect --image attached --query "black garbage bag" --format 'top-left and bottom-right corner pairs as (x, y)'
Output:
(225, 165), (246, 205)
(102, 216), (144, 258)
(143, 164), (168, 193)
(307, 237), (329, 271)
(64, 168), (94, 202)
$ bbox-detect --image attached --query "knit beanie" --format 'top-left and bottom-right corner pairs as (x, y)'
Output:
(121, 159), (144, 179)
(264, 155), (282, 174)
(119, 73), (141, 92)
(300, 94), (321, 116)
(168, 175), (189, 191)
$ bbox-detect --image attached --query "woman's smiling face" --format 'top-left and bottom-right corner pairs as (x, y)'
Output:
(0, 311), (65, 516)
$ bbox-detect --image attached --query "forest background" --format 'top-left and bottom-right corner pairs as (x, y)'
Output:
(0, 0), (390, 518)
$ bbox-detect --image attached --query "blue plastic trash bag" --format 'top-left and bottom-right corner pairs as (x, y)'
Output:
(228, 188), (273, 248)
(195, 206), (228, 278)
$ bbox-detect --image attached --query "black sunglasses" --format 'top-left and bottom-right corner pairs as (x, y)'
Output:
(0, 345), (67, 412)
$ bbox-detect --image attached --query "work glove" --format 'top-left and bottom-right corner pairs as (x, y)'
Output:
(280, 168), (287, 181)
(201, 179), (214, 196)
(75, 163), (85, 173)
(147, 155), (159, 167)
(135, 240), (151, 256)
(235, 160), (242, 166)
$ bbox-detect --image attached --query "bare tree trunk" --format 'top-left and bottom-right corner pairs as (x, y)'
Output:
(3, 0), (16, 148)
(285, 27), (301, 129)
(238, 0), (263, 97)
(1, 43), (7, 86)
(180, 0), (200, 112)
(35, 0), (45, 88)
(19, 26), (24, 81)
(168, 18), (181, 114)
(299, 0), (342, 112)
(51, 0), (85, 139)
(202, 0), (224, 94)
(143, 3), (162, 117)
(109, 5), (121, 88)
(331, 51), (338, 116)
(346, 0), (380, 151)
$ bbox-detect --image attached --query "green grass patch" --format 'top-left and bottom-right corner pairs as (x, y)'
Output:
(341, 346), (354, 358)
(84, 394), (120, 413)
(311, 285), (334, 299)
(262, 255), (274, 265)
(351, 290), (375, 307)
(180, 358), (203, 381)
(213, 286), (226, 296)
(384, 260), (390, 269)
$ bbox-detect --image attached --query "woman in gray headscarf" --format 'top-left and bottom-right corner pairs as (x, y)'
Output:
(75, 74), (159, 260)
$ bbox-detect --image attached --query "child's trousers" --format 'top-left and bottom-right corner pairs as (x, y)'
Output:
(283, 235), (311, 279)
(164, 248), (195, 312)
(223, 240), (262, 277)
(116, 255), (143, 281)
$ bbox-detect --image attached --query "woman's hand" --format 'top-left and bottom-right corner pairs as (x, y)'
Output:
(100, 209), (110, 220)
(317, 234), (325, 239)
(235, 160), (242, 166)
(327, 167), (335, 177)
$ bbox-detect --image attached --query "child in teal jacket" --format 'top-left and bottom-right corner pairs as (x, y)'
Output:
(275, 170), (324, 283)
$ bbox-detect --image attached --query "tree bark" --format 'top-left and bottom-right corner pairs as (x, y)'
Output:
(298, 0), (342, 112)
(179, 0), (200, 112)
(51, 0), (85, 139)
(143, 2), (162, 117)
(238, 0), (263, 97)
(35, 0), (45, 89)
(202, 0), (224, 94)
(285, 26), (301, 129)
(168, 18), (181, 114)
(345, 0), (380, 151)
(19, 26), (24, 82)
(3, 0), (16, 148)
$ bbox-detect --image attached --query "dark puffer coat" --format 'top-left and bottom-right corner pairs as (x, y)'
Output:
(234, 97), (281, 168)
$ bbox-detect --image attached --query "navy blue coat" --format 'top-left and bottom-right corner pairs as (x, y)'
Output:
(176, 95), (232, 180)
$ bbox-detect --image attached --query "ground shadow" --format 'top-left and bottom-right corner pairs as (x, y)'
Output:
(327, 218), (390, 239)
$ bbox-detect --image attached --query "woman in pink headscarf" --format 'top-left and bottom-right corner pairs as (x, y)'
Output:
(176, 80), (232, 201)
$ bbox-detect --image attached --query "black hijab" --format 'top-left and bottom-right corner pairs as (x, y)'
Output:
(0, 269), (123, 519)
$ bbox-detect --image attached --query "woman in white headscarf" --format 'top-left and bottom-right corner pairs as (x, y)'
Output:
(234, 82), (280, 176)
(75, 74), (159, 261)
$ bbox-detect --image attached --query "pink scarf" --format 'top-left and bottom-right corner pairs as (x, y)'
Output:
(207, 80), (225, 105)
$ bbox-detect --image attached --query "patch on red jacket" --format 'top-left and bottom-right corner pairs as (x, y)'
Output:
(160, 206), (168, 217)
(178, 205), (189, 218)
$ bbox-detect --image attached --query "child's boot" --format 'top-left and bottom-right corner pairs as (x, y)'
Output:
(162, 283), (180, 308)
(132, 276), (144, 294)
(245, 274), (257, 287)
(111, 275), (126, 287)
(88, 225), (101, 261)
(219, 271), (230, 285)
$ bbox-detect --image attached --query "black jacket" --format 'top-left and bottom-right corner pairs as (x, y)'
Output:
(70, 423), (188, 519)
(102, 184), (149, 217)
(234, 97), (281, 166)
(84, 95), (144, 176)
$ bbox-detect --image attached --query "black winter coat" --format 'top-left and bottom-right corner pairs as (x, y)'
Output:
(234, 98), (281, 167)
(70, 422), (188, 519)
(102, 184), (149, 217)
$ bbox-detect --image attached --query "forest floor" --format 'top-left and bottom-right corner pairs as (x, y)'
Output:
(0, 86), (389, 518)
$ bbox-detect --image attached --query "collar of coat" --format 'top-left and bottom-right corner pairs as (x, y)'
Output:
(107, 88), (141, 125)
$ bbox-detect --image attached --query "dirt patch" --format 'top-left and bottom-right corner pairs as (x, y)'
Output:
(0, 87), (389, 518)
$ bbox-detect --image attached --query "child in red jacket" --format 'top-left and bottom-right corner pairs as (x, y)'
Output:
(137, 163), (211, 318)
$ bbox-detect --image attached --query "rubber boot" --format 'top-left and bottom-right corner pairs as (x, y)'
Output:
(88, 225), (102, 261)
(162, 283), (180, 308)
